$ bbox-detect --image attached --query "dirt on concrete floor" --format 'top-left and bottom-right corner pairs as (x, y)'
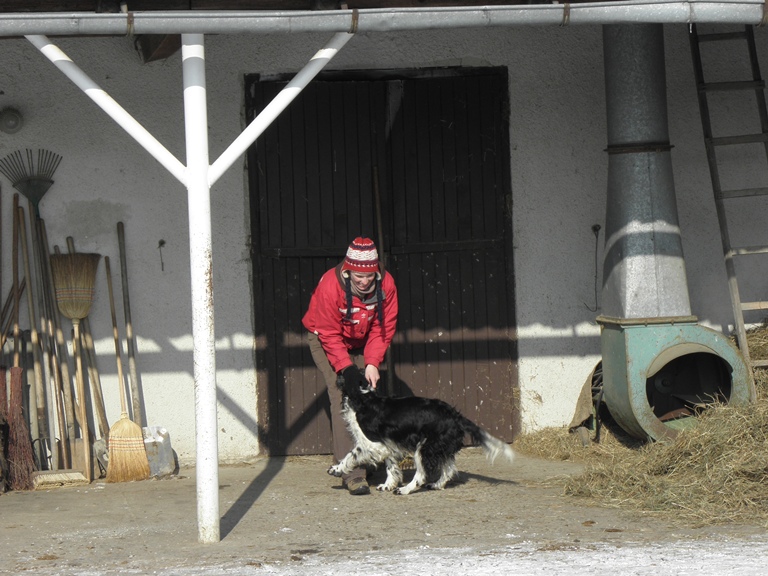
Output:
(0, 448), (765, 575)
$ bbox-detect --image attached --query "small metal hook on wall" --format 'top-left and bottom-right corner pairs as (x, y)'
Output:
(158, 239), (166, 271)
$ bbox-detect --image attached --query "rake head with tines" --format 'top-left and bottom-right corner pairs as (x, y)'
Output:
(0, 149), (62, 216)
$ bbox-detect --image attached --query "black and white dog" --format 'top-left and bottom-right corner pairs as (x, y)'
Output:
(328, 369), (515, 495)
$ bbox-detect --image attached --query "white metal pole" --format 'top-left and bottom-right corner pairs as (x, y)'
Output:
(25, 35), (187, 185)
(208, 31), (354, 186)
(181, 33), (220, 544)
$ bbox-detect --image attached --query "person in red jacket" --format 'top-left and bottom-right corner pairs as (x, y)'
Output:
(303, 237), (398, 495)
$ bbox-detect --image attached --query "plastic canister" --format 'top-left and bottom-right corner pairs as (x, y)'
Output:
(142, 426), (176, 478)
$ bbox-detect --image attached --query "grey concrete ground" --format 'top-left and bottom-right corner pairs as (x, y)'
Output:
(1, 449), (766, 575)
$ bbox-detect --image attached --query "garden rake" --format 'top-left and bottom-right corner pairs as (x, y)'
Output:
(0, 149), (62, 470)
(0, 148), (62, 217)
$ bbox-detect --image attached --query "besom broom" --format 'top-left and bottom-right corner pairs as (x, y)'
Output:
(6, 194), (35, 490)
(50, 252), (101, 483)
(104, 256), (149, 482)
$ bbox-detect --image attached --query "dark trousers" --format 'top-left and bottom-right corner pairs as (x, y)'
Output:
(307, 332), (366, 482)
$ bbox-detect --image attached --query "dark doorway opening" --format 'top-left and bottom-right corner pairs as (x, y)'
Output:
(246, 67), (519, 455)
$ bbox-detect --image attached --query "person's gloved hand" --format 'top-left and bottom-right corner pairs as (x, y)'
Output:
(341, 365), (367, 391)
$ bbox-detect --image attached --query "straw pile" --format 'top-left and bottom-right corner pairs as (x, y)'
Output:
(513, 324), (768, 527)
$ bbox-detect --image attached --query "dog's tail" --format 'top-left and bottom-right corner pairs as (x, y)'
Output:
(463, 419), (515, 465)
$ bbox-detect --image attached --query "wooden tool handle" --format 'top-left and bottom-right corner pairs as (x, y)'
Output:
(17, 204), (48, 446)
(118, 222), (143, 426)
(11, 194), (19, 367)
(72, 318), (91, 482)
(105, 257), (128, 416)
(64, 231), (110, 439)
(40, 221), (74, 466)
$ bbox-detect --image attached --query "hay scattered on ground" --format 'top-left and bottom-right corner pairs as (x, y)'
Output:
(513, 325), (768, 527)
(564, 395), (768, 526)
(747, 322), (768, 361)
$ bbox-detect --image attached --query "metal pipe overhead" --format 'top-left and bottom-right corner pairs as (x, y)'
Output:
(0, 1), (766, 37)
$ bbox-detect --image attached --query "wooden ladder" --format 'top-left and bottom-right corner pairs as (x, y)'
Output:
(689, 24), (768, 372)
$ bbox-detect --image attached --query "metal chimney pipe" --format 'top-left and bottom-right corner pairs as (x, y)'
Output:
(595, 25), (756, 443)
(601, 23), (691, 318)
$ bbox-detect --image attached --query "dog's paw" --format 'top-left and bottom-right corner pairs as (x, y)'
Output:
(424, 482), (445, 491)
(376, 483), (395, 492)
(327, 465), (343, 477)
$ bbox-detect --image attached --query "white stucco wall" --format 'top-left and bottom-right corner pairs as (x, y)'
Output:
(1, 23), (762, 464)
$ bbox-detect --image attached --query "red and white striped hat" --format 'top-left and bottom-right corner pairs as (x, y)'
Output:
(342, 237), (379, 273)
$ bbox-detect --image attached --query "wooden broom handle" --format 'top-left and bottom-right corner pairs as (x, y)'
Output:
(118, 222), (142, 426)
(105, 257), (128, 416)
(64, 236), (109, 438)
(72, 318), (92, 483)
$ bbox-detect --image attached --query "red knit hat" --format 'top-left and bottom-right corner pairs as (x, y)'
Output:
(342, 237), (379, 273)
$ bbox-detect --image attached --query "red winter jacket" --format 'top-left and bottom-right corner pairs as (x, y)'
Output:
(303, 262), (398, 373)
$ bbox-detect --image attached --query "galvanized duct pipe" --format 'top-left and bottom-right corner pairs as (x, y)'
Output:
(0, 0), (766, 37)
(601, 23), (691, 318)
(598, 25), (753, 443)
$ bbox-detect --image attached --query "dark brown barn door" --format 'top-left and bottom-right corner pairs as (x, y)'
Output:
(246, 68), (518, 456)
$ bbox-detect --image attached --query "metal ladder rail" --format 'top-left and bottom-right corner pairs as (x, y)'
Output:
(689, 24), (768, 370)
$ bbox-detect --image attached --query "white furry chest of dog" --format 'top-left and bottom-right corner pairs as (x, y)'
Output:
(342, 401), (405, 464)
(327, 383), (515, 495)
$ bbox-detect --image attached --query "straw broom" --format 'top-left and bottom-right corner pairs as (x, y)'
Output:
(104, 256), (149, 483)
(0, 368), (6, 429)
(8, 366), (35, 490)
(0, 368), (7, 491)
(7, 195), (35, 490)
(50, 253), (100, 483)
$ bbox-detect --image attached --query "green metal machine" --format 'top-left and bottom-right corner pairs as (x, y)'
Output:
(597, 315), (754, 441)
